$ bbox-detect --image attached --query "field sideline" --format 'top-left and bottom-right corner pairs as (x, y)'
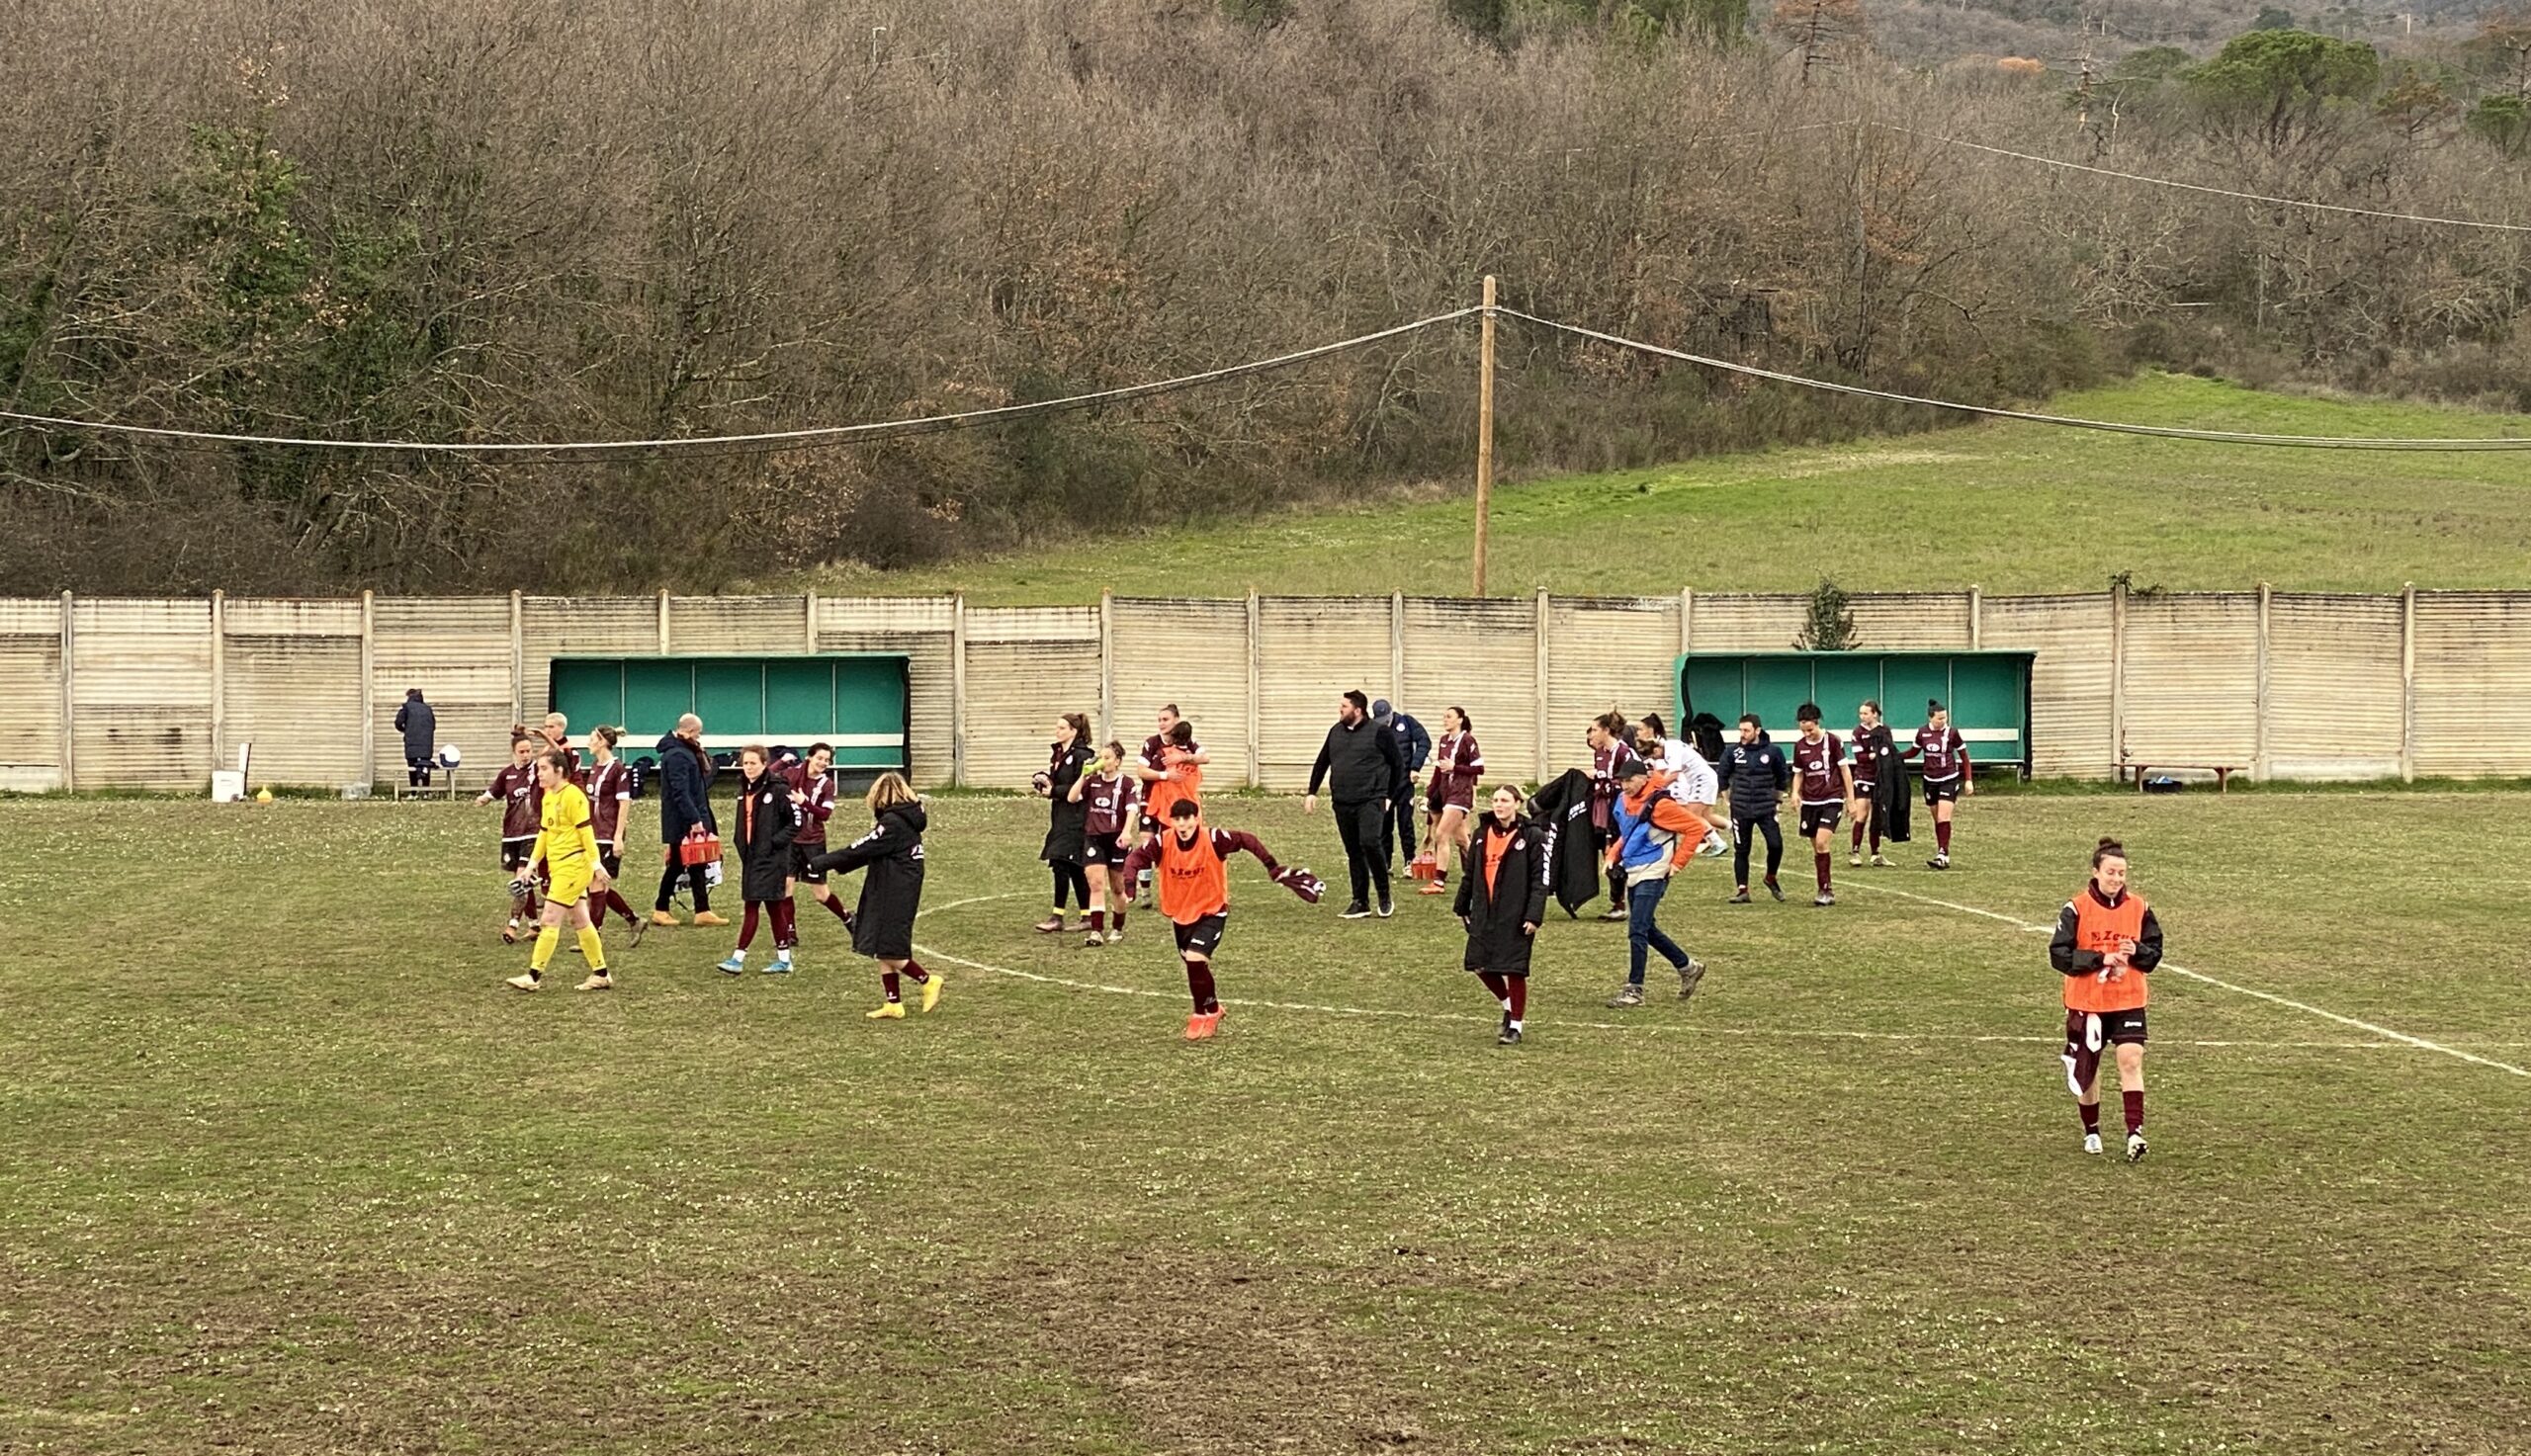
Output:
(2, 791), (2526, 1453)
(803, 374), (2531, 604)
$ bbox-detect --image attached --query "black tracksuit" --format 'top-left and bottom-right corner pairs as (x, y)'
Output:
(1719, 733), (1791, 891)
(1309, 716), (1405, 908)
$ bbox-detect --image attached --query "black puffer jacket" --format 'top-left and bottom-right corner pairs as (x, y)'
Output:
(813, 801), (927, 961)
(732, 769), (799, 901)
(1719, 733), (1790, 822)
(1455, 813), (1550, 975)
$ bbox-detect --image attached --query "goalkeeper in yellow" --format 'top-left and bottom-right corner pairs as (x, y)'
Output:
(504, 748), (617, 992)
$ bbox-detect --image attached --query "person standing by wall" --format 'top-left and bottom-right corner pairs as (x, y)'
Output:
(1373, 699), (1431, 867)
(1034, 713), (1096, 935)
(653, 713), (728, 928)
(1130, 705), (1209, 904)
(1719, 714), (1790, 903)
(1304, 689), (1405, 920)
(394, 689), (437, 788)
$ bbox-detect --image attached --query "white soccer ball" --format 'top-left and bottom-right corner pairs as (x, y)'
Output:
(438, 745), (463, 769)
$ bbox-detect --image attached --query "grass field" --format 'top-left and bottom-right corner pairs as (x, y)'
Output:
(805, 374), (2531, 604)
(4, 790), (2527, 1453)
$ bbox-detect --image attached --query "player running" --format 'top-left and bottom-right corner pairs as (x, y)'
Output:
(2051, 837), (2164, 1160)
(1120, 798), (1324, 1041)
(478, 730), (544, 943)
(782, 742), (856, 933)
(1848, 700), (1897, 868)
(1420, 706), (1484, 897)
(1457, 785), (1547, 1045)
(808, 772), (939, 1019)
(502, 748), (615, 992)
(1790, 704), (1850, 906)
(578, 726), (645, 943)
(715, 746), (801, 977)
(1910, 699), (1973, 869)
(1071, 739), (1140, 945)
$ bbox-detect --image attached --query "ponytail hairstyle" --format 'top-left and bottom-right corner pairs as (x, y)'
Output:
(2091, 836), (2127, 868)
(1446, 705), (1472, 732)
(1102, 739), (1127, 765)
(593, 725), (623, 749)
(1593, 708), (1629, 738)
(1639, 712), (1668, 739)
(1167, 720), (1195, 748)
(1061, 712), (1091, 745)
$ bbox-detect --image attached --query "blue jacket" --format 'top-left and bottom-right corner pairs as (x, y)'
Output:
(1391, 713), (1432, 775)
(655, 732), (719, 844)
(1610, 792), (1674, 874)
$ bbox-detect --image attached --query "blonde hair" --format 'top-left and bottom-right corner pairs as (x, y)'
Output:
(865, 771), (918, 814)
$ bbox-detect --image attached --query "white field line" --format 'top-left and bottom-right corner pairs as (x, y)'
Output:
(1849, 882), (2530, 1078)
(912, 895), (2416, 1054)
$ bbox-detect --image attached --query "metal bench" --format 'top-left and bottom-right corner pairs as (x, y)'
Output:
(2122, 762), (2242, 794)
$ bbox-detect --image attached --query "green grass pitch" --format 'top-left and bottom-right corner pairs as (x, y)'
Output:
(2, 791), (2525, 1452)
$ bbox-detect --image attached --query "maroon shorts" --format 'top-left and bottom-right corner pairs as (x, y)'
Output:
(2061, 1005), (2148, 1095)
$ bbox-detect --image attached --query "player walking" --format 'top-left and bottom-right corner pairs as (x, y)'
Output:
(1911, 700), (1973, 869)
(1603, 758), (1716, 1008)
(1420, 706), (1484, 896)
(715, 746), (802, 976)
(1719, 714), (1789, 903)
(502, 748), (615, 992)
(2051, 837), (2164, 1160)
(1071, 739), (1140, 945)
(1034, 713), (1096, 934)
(578, 726), (645, 942)
(478, 731), (544, 943)
(1457, 785), (1547, 1045)
(782, 742), (855, 932)
(808, 772), (939, 1019)
(1848, 700), (1897, 868)
(1120, 798), (1324, 1041)
(1586, 711), (1638, 921)
(1790, 704), (1849, 906)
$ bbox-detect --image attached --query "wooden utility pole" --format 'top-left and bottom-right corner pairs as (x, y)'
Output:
(1472, 274), (1497, 598)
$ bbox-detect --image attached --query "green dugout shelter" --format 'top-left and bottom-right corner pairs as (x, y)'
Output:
(548, 655), (912, 776)
(1676, 650), (2035, 774)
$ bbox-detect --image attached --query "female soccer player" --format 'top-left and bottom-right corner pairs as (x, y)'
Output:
(1130, 706), (1209, 902)
(715, 745), (801, 976)
(808, 772), (939, 1018)
(1034, 713), (1096, 934)
(1120, 798), (1323, 1041)
(1849, 699), (1897, 869)
(1420, 707), (1484, 896)
(1911, 699), (1973, 869)
(2051, 837), (2164, 1160)
(579, 726), (645, 942)
(477, 730), (543, 943)
(1071, 739), (1140, 945)
(782, 742), (854, 932)
(1789, 704), (1849, 906)
(503, 748), (615, 992)
(1586, 710), (1638, 921)
(1456, 785), (1547, 1045)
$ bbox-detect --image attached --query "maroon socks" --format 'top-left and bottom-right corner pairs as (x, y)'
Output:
(2080, 1101), (2102, 1135)
(1090, 909), (1106, 932)
(1815, 851), (1832, 892)
(881, 971), (901, 1002)
(738, 901), (760, 950)
(1477, 971), (1509, 1001)
(2123, 1090), (2144, 1136)
(1183, 959), (1218, 1013)
(820, 893), (852, 923)
(1507, 978), (1527, 1021)
(1936, 819), (1953, 854)
(771, 899), (797, 950)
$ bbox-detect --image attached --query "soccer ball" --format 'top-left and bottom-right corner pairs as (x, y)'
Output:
(438, 745), (463, 769)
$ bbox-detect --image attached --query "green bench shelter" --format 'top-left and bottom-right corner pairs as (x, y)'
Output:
(1676, 650), (2035, 775)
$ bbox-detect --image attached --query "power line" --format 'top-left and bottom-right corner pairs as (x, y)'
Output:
(1499, 308), (2531, 451)
(1882, 124), (2531, 234)
(0, 308), (1478, 459)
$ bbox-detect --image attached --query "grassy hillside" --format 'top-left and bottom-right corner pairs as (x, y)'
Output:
(807, 374), (2531, 604)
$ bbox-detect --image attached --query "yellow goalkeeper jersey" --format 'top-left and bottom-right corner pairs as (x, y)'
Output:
(531, 781), (600, 869)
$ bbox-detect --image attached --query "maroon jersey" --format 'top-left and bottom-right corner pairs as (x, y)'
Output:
(488, 761), (541, 839)
(1914, 726), (1969, 781)
(1431, 729), (1485, 807)
(1141, 732), (1203, 774)
(1589, 740), (1640, 831)
(782, 763), (838, 847)
(579, 759), (631, 842)
(1082, 768), (1139, 838)
(1850, 724), (1895, 786)
(1792, 731), (1846, 805)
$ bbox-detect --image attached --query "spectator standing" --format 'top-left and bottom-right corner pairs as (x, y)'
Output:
(394, 689), (437, 788)
(652, 713), (728, 928)
(1304, 690), (1405, 920)
(1719, 714), (1791, 903)
(1372, 699), (1431, 866)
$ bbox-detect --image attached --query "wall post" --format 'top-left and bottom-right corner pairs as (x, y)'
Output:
(2253, 582), (2272, 782)
(1967, 585), (1982, 650)
(2400, 583), (2417, 783)
(1533, 587), (1552, 784)
(360, 589), (377, 788)
(656, 589), (671, 654)
(1679, 587), (1694, 655)
(1389, 590), (1406, 707)
(2109, 580), (2128, 778)
(950, 592), (969, 789)
(1098, 588), (1116, 746)
(58, 591), (75, 793)
(508, 589), (525, 728)
(1246, 589), (1263, 789)
(803, 592), (820, 654)
(209, 589), (227, 769)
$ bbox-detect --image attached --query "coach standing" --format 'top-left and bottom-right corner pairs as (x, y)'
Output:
(1372, 698), (1430, 867)
(653, 713), (729, 927)
(1305, 690), (1405, 920)
(394, 689), (437, 788)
